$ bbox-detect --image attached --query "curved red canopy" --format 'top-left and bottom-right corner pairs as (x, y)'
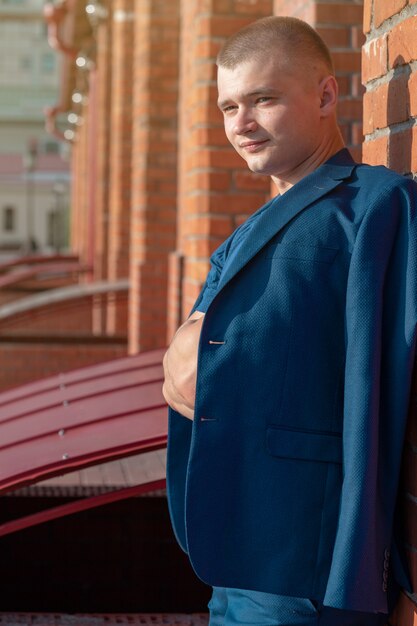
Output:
(0, 348), (167, 536)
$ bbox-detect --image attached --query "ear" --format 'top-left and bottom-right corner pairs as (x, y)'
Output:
(319, 75), (338, 117)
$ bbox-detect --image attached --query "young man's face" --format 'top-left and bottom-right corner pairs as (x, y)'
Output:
(217, 56), (326, 183)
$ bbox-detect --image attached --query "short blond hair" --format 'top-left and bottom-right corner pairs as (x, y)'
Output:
(217, 16), (334, 75)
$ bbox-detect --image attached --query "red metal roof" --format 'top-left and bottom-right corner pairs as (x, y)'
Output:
(0, 349), (167, 536)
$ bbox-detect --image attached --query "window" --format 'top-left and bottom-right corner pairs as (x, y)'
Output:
(47, 210), (57, 247)
(41, 52), (55, 74)
(3, 206), (16, 232)
(44, 140), (60, 154)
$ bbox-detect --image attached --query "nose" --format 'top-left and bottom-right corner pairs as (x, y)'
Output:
(233, 108), (257, 135)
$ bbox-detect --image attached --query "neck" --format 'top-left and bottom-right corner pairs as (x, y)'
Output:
(271, 131), (345, 195)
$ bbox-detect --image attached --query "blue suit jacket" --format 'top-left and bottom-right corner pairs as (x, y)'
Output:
(166, 149), (417, 613)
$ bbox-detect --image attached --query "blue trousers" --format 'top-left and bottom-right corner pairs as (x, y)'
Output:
(208, 587), (388, 626)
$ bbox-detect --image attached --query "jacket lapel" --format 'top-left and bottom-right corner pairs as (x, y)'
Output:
(217, 149), (356, 292)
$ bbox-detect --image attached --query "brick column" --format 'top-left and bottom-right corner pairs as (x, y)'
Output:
(106, 0), (134, 335)
(129, 0), (180, 353)
(92, 1), (113, 334)
(274, 0), (364, 161)
(70, 129), (82, 257)
(70, 13), (111, 337)
(170, 0), (272, 339)
(363, 3), (417, 625)
(70, 98), (90, 266)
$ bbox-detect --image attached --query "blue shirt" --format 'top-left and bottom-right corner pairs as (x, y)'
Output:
(197, 195), (281, 313)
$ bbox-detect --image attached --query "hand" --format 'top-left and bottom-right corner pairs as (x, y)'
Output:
(162, 312), (205, 420)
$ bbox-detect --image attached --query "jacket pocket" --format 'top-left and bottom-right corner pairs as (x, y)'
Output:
(266, 426), (343, 464)
(265, 242), (339, 264)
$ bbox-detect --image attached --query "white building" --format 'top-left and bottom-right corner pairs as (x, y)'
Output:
(0, 0), (70, 255)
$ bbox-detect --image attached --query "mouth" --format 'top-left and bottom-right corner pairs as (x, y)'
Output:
(239, 139), (269, 152)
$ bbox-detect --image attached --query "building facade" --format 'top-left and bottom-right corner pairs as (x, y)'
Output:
(0, 0), (70, 254)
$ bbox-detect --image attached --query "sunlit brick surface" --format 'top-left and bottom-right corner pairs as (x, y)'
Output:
(363, 1), (417, 624)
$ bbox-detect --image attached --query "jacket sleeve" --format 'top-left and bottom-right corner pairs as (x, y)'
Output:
(324, 177), (417, 612)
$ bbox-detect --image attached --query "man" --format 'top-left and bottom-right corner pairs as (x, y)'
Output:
(163, 16), (417, 626)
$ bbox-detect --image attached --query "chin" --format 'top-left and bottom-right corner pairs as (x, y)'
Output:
(247, 163), (274, 177)
(246, 160), (269, 175)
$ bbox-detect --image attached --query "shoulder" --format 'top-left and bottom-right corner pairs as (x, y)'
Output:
(346, 163), (417, 222)
(353, 162), (416, 195)
(348, 165), (417, 252)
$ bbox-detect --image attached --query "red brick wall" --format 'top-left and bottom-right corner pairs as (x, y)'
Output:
(128, 0), (180, 353)
(362, 0), (417, 174)
(0, 298), (95, 336)
(0, 289), (128, 334)
(362, 2), (417, 624)
(274, 0), (364, 162)
(0, 340), (127, 392)
(169, 0), (273, 338)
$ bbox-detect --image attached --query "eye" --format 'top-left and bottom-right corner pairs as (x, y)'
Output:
(222, 105), (237, 114)
(256, 96), (273, 104)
